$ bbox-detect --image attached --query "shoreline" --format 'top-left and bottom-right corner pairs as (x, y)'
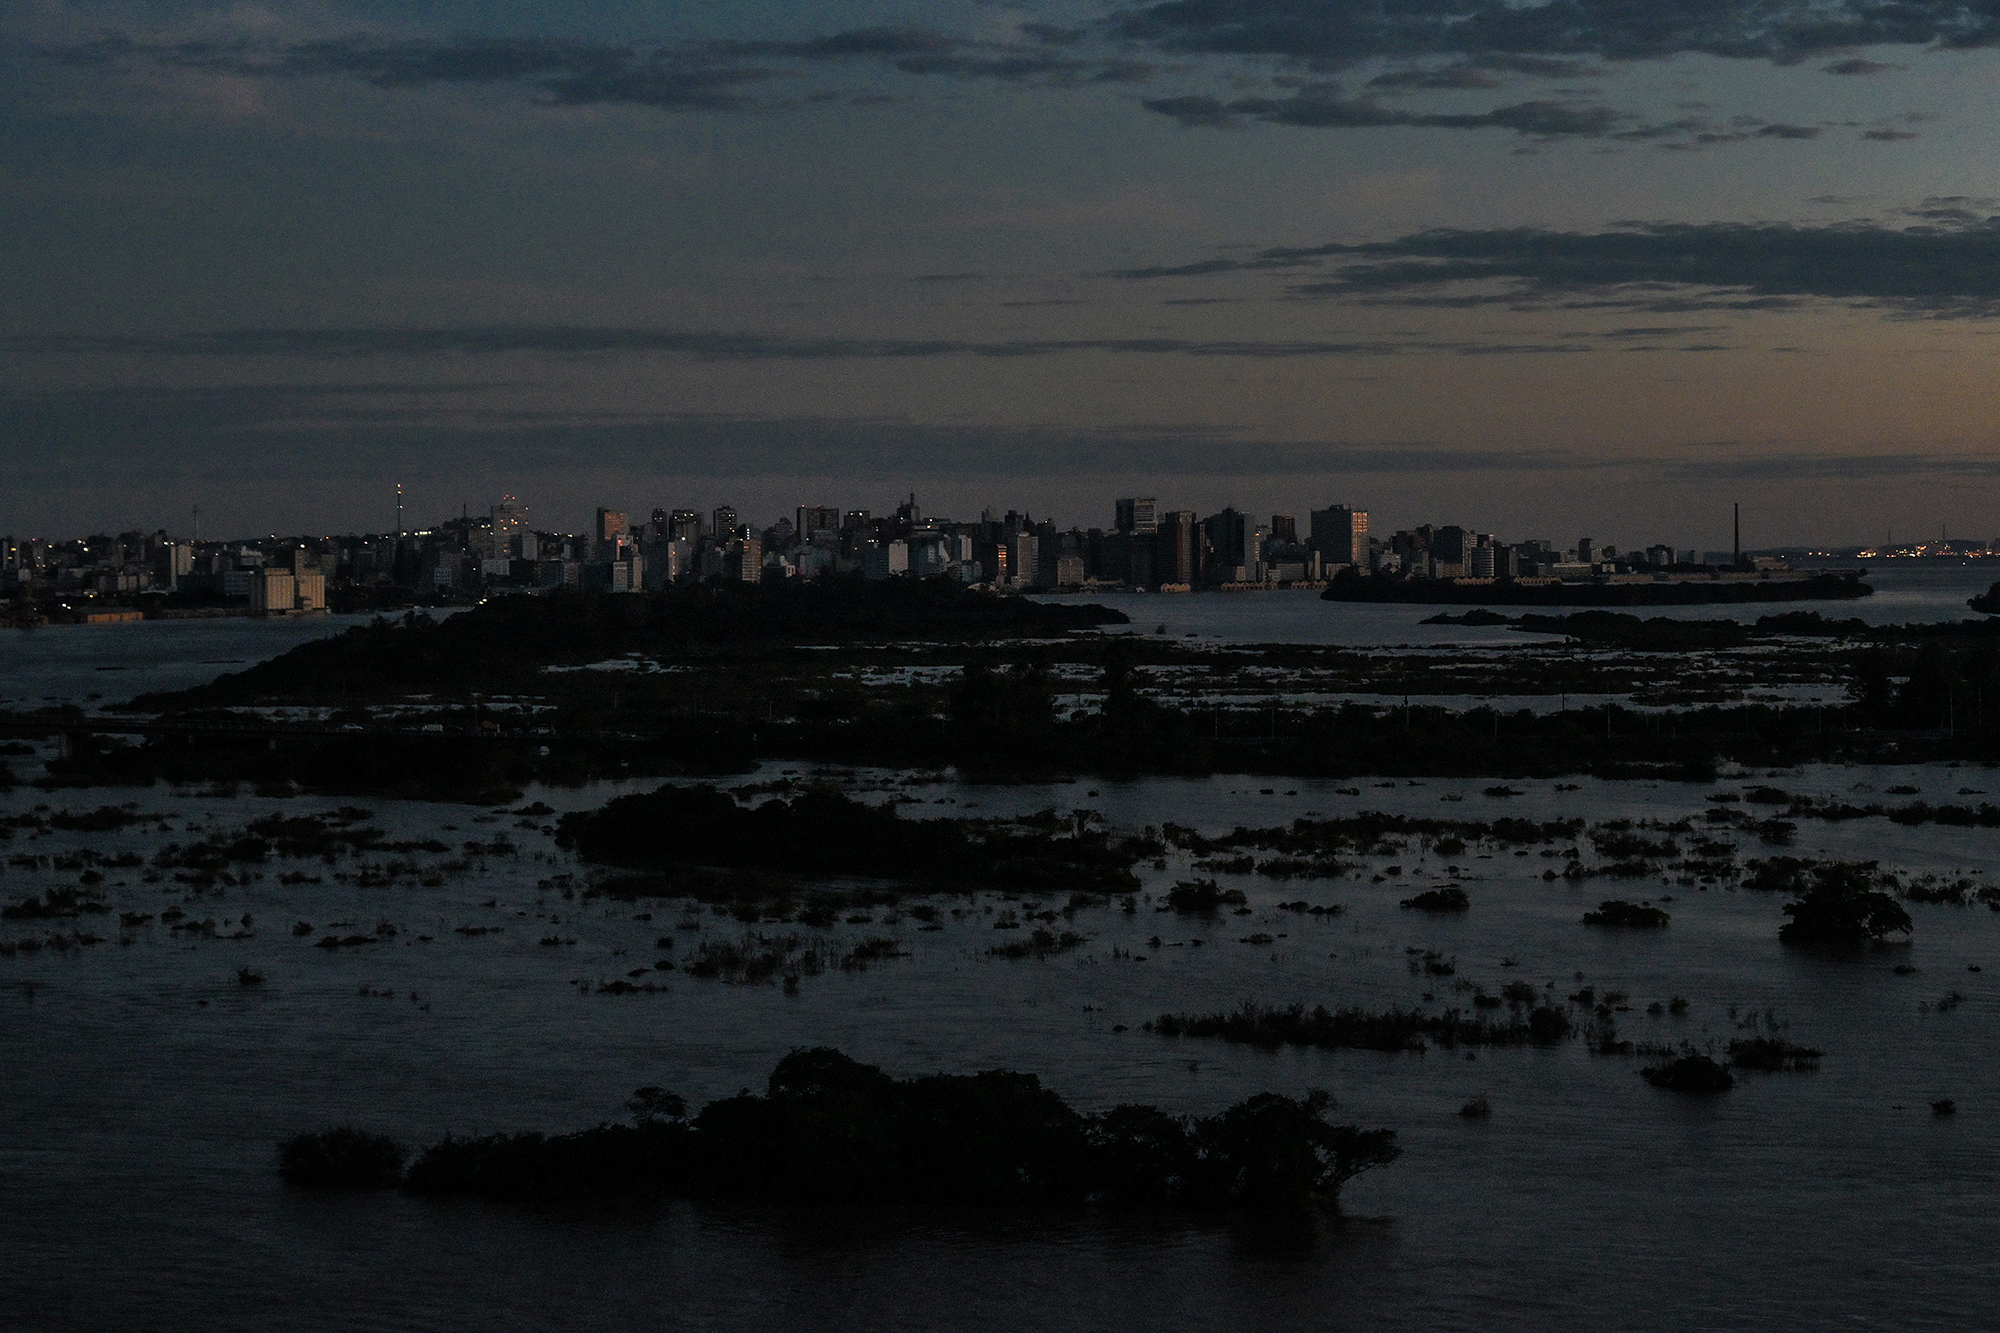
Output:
(1319, 572), (1871, 607)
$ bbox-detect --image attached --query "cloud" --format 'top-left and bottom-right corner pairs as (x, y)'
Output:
(0, 325), (1640, 364)
(1367, 64), (1504, 92)
(27, 3), (1978, 147)
(32, 24), (1156, 112)
(0, 327), (1429, 361)
(1112, 0), (2000, 66)
(1109, 216), (2000, 316)
(1660, 452), (2000, 481)
(1146, 83), (1628, 136)
(0, 381), (1613, 485)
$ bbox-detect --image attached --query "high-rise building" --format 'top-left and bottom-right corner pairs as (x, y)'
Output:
(1270, 515), (1297, 546)
(1309, 506), (1368, 567)
(1202, 508), (1250, 582)
(488, 497), (528, 559)
(1009, 531), (1040, 588)
(1433, 525), (1468, 576)
(595, 508), (628, 556)
(1159, 511), (1196, 586)
(154, 542), (193, 590)
(1115, 497), (1157, 534)
(247, 567), (295, 616)
(712, 505), (740, 542)
(797, 506), (840, 541)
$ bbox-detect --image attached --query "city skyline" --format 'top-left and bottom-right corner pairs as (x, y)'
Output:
(6, 3), (2000, 543)
(3, 483), (1984, 562)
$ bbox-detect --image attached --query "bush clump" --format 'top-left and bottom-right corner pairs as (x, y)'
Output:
(1399, 887), (1469, 913)
(277, 1127), (409, 1189)
(557, 785), (1139, 893)
(1639, 1054), (1735, 1092)
(288, 1049), (1398, 1217)
(1727, 1037), (1822, 1071)
(1164, 879), (1249, 915)
(1581, 900), (1670, 928)
(1778, 863), (1913, 944)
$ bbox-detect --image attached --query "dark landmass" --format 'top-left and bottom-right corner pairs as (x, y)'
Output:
(1970, 582), (2000, 615)
(1420, 608), (1513, 626)
(131, 580), (1127, 709)
(555, 784), (1144, 893)
(281, 1048), (1398, 1217)
(1325, 572), (1870, 607)
(10, 582), (2000, 798)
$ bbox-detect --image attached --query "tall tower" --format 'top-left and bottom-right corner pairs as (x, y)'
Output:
(1310, 506), (1368, 567)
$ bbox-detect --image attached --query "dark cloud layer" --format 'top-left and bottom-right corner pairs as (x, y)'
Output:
(1144, 85), (1626, 136)
(5, 385), (1986, 513)
(1113, 216), (2000, 314)
(27, 2), (1976, 145)
(38, 26), (1154, 113)
(2, 327), (1619, 360)
(0, 382), (1601, 484)
(1113, 0), (2000, 66)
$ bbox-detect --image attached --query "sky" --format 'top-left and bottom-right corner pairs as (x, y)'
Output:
(5, 1), (2000, 550)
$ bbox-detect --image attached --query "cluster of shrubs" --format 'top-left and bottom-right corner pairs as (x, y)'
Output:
(556, 785), (1141, 894)
(279, 1049), (1397, 1216)
(1399, 888), (1470, 913)
(1581, 900), (1670, 928)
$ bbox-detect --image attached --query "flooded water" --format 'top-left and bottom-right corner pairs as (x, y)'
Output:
(0, 614), (379, 709)
(4, 575), (1997, 1330)
(5, 760), (1998, 1331)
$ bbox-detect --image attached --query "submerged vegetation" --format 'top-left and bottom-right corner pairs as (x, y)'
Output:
(1582, 900), (1671, 928)
(278, 1127), (408, 1189)
(1639, 1054), (1736, 1092)
(1148, 1001), (1572, 1053)
(555, 784), (1144, 894)
(1776, 864), (1915, 945)
(283, 1048), (1398, 1216)
(13, 581), (2000, 800)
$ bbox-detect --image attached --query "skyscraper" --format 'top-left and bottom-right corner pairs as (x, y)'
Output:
(797, 506), (840, 541)
(1202, 508), (1249, 582)
(594, 507), (628, 556)
(1159, 511), (1196, 586)
(1309, 506), (1369, 567)
(491, 495), (528, 559)
(1115, 497), (1157, 534)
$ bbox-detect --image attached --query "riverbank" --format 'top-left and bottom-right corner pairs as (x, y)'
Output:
(1321, 572), (1871, 607)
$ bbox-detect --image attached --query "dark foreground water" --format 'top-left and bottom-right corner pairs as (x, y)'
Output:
(4, 763), (1997, 1331)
